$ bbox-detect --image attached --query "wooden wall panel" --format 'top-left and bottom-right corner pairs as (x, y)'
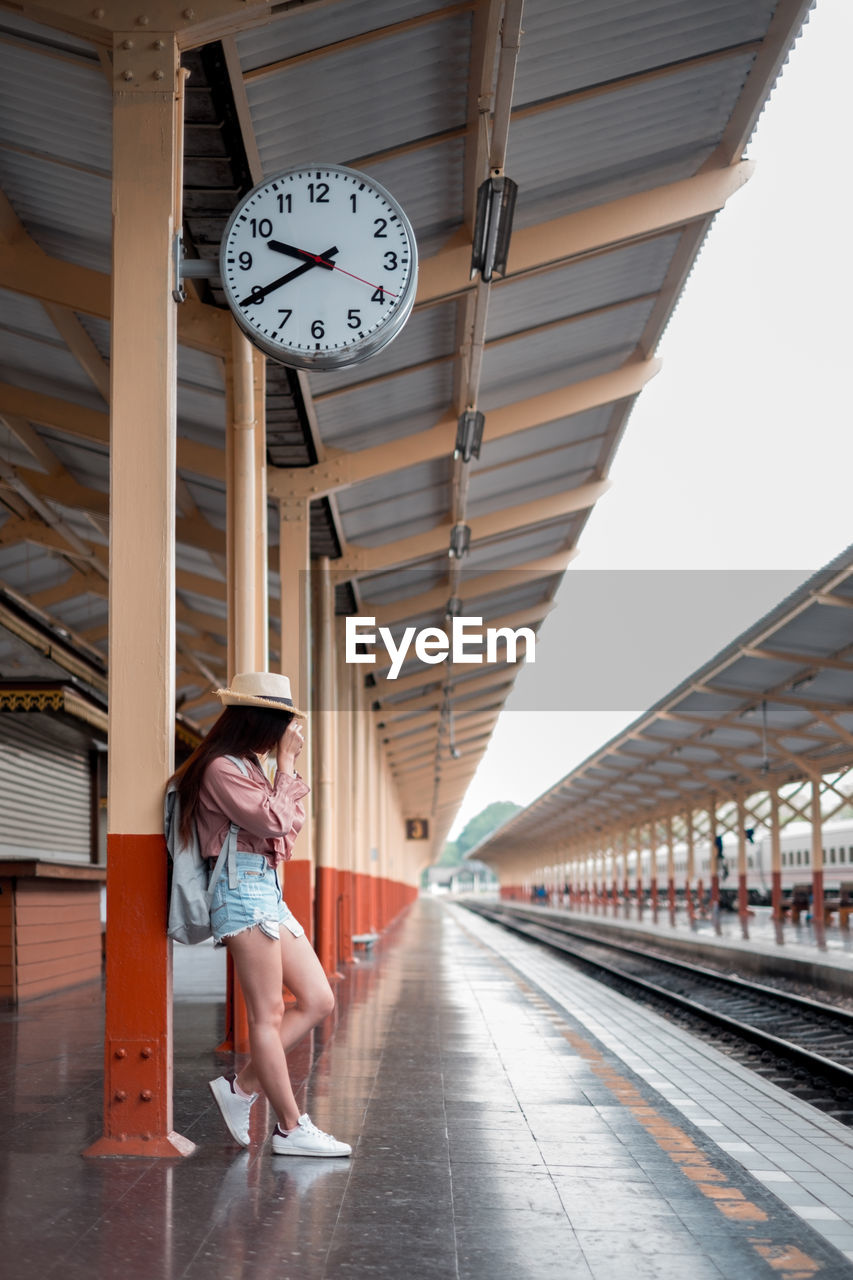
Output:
(13, 880), (102, 1001)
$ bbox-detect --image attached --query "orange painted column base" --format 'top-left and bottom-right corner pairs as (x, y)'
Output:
(283, 858), (314, 943)
(84, 833), (195, 1158)
(315, 865), (338, 977)
(217, 956), (251, 1055)
(338, 869), (354, 964)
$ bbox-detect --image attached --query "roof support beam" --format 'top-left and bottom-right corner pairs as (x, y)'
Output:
(335, 481), (608, 575)
(0, 186), (228, 354)
(268, 360), (658, 500)
(416, 162), (754, 307)
(375, 669), (514, 720)
(0, 382), (225, 481)
(367, 551), (570, 627)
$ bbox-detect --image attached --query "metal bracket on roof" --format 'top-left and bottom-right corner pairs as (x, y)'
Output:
(172, 231), (220, 303)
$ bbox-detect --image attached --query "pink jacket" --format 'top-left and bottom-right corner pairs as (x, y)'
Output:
(197, 754), (309, 868)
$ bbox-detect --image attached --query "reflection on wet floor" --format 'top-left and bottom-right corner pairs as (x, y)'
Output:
(2, 899), (852, 1279)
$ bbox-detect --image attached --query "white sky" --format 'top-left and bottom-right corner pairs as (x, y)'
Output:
(449, 1), (853, 840)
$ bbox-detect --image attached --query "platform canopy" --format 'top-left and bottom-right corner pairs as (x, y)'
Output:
(471, 545), (853, 869)
(0, 0), (815, 847)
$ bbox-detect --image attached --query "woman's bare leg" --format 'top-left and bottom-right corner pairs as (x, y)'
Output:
(236, 931), (335, 1096)
(225, 927), (300, 1129)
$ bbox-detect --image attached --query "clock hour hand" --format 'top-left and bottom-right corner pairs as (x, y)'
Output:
(238, 246), (338, 307)
(267, 240), (336, 270)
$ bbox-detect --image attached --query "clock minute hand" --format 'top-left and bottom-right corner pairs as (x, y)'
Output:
(267, 240), (336, 270)
(238, 246), (338, 307)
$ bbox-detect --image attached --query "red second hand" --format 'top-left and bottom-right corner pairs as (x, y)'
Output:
(330, 263), (399, 297)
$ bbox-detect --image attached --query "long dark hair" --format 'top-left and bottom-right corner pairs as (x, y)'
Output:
(169, 705), (294, 842)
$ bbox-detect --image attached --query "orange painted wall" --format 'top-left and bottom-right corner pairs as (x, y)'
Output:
(0, 877), (103, 1003)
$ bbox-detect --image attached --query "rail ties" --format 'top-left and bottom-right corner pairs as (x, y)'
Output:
(463, 901), (853, 1126)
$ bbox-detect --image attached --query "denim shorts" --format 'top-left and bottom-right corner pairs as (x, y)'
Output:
(210, 853), (305, 946)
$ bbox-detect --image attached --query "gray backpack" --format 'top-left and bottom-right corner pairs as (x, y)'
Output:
(164, 755), (249, 945)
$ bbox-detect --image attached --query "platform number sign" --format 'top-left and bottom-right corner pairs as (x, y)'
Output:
(406, 819), (429, 841)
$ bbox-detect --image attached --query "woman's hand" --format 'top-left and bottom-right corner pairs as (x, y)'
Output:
(276, 719), (305, 775)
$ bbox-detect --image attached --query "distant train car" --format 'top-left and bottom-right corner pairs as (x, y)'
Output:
(610, 820), (853, 907)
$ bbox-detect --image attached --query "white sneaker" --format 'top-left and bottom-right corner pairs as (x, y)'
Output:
(271, 1113), (352, 1158)
(208, 1075), (257, 1147)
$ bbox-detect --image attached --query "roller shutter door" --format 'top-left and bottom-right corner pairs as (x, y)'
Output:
(0, 715), (91, 862)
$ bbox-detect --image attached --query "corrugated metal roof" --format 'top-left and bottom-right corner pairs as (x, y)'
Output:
(336, 457), (450, 545)
(235, 0), (464, 71)
(488, 234), (681, 337)
(0, 37), (110, 173)
(0, 0), (814, 847)
(315, 363), (455, 450)
(0, 327), (105, 409)
(509, 53), (757, 226)
(244, 14), (472, 176)
(513, 0), (774, 103)
(0, 149), (111, 273)
(474, 548), (853, 867)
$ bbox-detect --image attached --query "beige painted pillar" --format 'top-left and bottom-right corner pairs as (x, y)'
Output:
(811, 775), (825, 944)
(665, 815), (676, 925)
(736, 794), (749, 934)
(770, 788), (783, 928)
(278, 496), (313, 935)
(87, 36), (190, 1158)
(222, 327), (267, 1053)
(314, 556), (338, 973)
(253, 349), (269, 668)
(685, 809), (695, 921)
(350, 664), (370, 933)
(226, 325), (258, 674)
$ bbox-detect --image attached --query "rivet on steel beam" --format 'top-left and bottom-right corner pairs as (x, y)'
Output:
(114, 1048), (127, 1058)
(140, 1046), (152, 1058)
(136, 14), (150, 25)
(153, 39), (165, 49)
(122, 70), (134, 81)
(92, 8), (105, 17)
(183, 7), (195, 16)
(140, 1090), (153, 1101)
(152, 69), (164, 80)
(121, 39), (134, 49)
(114, 1090), (127, 1101)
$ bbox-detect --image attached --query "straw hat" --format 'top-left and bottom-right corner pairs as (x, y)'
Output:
(215, 671), (306, 717)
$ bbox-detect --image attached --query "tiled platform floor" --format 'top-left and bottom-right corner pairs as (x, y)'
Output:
(1, 896), (852, 1279)
(508, 898), (853, 973)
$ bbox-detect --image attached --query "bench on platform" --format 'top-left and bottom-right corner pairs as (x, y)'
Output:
(352, 932), (380, 950)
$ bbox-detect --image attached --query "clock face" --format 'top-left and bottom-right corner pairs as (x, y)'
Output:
(219, 165), (418, 371)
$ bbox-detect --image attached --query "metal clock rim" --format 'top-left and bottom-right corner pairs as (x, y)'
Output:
(218, 163), (419, 372)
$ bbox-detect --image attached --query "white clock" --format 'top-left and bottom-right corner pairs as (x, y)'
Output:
(219, 164), (418, 371)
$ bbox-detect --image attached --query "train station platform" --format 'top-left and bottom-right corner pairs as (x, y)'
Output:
(489, 899), (853, 995)
(3, 896), (853, 1279)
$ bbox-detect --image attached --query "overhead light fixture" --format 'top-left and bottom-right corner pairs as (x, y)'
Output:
(470, 175), (518, 282)
(445, 596), (462, 619)
(449, 523), (471, 559)
(455, 408), (485, 463)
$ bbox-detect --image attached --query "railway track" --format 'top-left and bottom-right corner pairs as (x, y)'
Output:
(462, 901), (853, 1126)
